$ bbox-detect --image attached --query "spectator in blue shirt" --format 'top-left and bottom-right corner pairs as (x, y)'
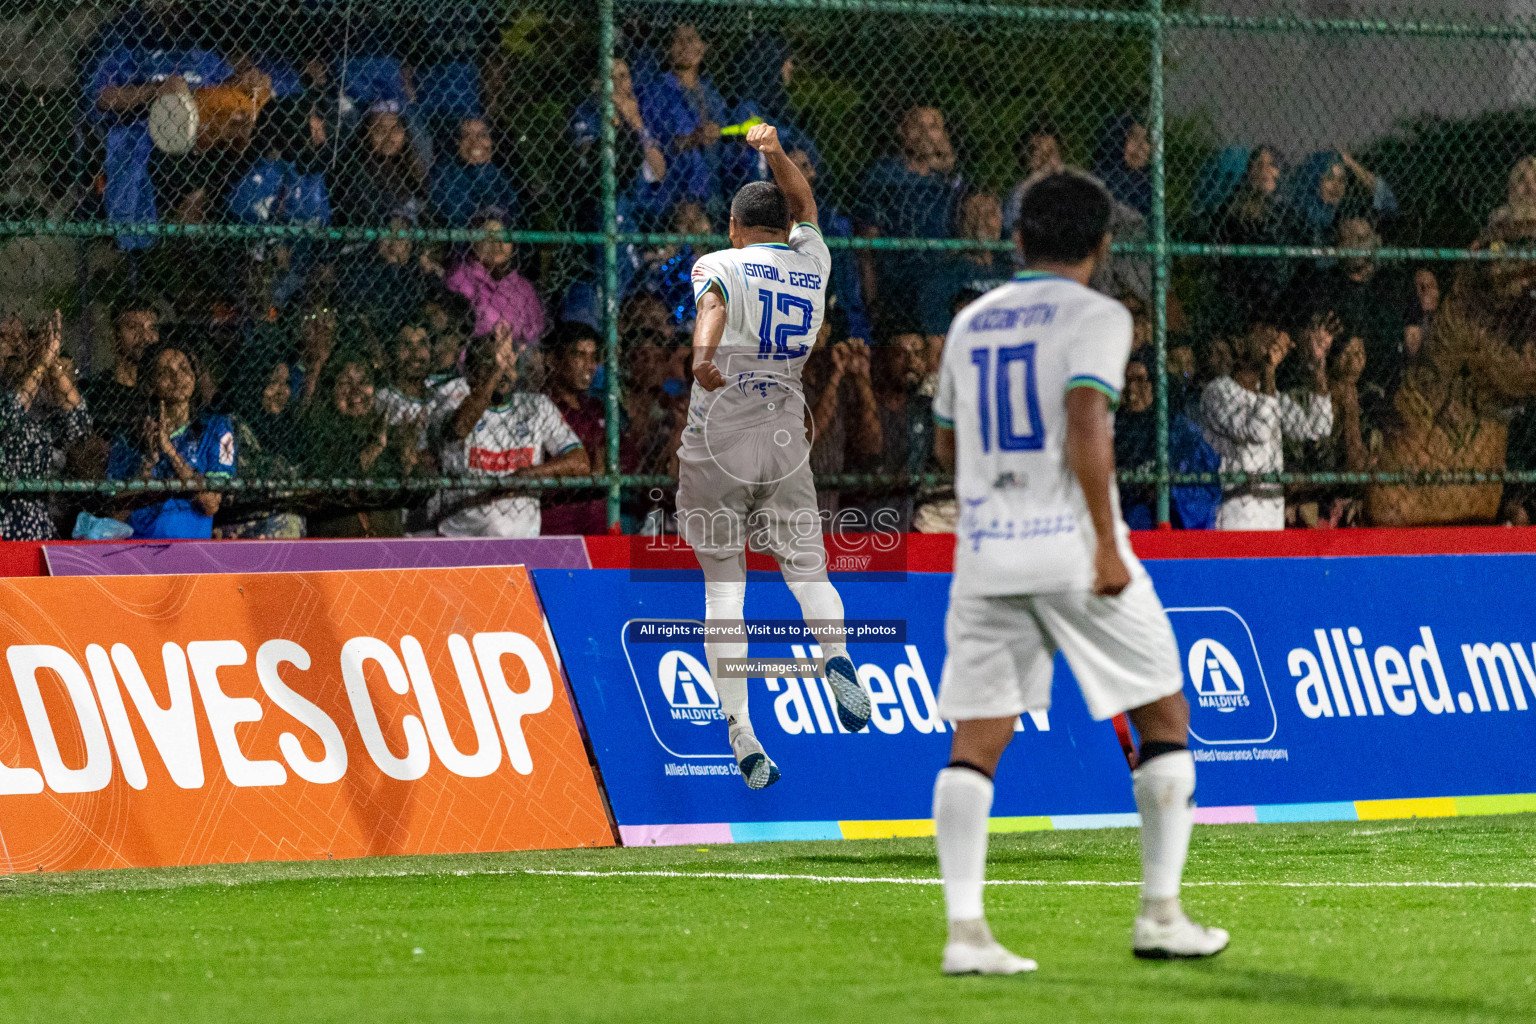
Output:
(722, 35), (820, 200)
(87, 3), (237, 246)
(918, 190), (1008, 340)
(408, 2), (497, 129)
(638, 23), (728, 215)
(430, 117), (520, 228)
(1283, 150), (1396, 249)
(788, 146), (871, 342)
(1094, 112), (1152, 217)
(855, 105), (965, 321)
(333, 101), (429, 226)
(107, 342), (236, 539)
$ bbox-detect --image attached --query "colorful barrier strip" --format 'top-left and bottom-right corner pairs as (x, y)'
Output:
(616, 792), (1536, 846)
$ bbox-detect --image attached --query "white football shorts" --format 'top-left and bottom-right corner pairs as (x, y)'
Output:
(938, 574), (1183, 722)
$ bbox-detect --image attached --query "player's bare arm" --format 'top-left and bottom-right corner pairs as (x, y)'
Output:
(692, 285), (728, 391)
(747, 123), (817, 227)
(1065, 386), (1131, 597)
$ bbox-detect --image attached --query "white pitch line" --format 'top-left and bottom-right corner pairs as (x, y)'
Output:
(520, 868), (1536, 889)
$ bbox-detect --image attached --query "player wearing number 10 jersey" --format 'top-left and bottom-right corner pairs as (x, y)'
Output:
(929, 172), (1229, 975)
(677, 123), (870, 791)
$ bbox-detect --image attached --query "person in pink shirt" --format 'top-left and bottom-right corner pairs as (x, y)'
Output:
(444, 210), (546, 343)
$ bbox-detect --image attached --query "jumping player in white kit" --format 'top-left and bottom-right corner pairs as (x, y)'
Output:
(929, 172), (1230, 973)
(680, 123), (871, 790)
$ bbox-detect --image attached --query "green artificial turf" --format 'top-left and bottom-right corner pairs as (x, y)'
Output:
(0, 814), (1532, 1023)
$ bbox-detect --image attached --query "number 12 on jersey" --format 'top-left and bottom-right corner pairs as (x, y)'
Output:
(969, 344), (1045, 452)
(756, 290), (813, 360)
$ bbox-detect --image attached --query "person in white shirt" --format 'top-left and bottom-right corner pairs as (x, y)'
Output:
(930, 171), (1229, 975)
(681, 122), (871, 790)
(1197, 323), (1333, 530)
(435, 327), (589, 537)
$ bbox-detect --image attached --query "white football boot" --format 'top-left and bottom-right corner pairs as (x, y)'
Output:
(941, 919), (1038, 976)
(1132, 914), (1230, 959)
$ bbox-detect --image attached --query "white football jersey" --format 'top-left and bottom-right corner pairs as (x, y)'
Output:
(682, 222), (832, 449)
(934, 271), (1142, 596)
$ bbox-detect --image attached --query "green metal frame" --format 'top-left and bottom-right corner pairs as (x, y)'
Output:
(3, 0), (1532, 531)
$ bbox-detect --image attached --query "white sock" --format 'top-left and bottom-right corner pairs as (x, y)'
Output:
(786, 579), (847, 661)
(704, 580), (749, 727)
(934, 766), (993, 925)
(1132, 749), (1196, 922)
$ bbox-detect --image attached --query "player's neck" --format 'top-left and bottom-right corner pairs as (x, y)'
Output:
(737, 230), (788, 248)
(1020, 258), (1094, 287)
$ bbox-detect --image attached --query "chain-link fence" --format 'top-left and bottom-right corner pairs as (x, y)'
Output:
(2, 0), (1536, 540)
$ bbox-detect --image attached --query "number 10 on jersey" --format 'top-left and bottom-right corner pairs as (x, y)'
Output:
(756, 290), (813, 360)
(969, 344), (1045, 452)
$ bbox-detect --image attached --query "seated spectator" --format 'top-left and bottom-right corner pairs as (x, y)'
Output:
(434, 327), (589, 538)
(1282, 150), (1395, 249)
(423, 292), (475, 392)
(302, 353), (416, 538)
(918, 191), (1008, 341)
(106, 342), (235, 539)
(788, 147), (871, 341)
(628, 201), (712, 328)
(618, 315), (689, 487)
(723, 34), (819, 198)
(445, 211), (546, 342)
(408, 3), (497, 126)
(333, 101), (428, 226)
(802, 307), (881, 517)
(1197, 324), (1332, 530)
(638, 23), (727, 213)
(336, 214), (432, 340)
(541, 322), (609, 535)
(375, 322), (436, 448)
(1094, 113), (1152, 218)
(856, 106), (965, 320)
(294, 301), (339, 407)
(1367, 293), (1536, 526)
(0, 312), (90, 540)
(1286, 217), (1409, 421)
(82, 300), (160, 447)
(847, 317), (934, 532)
(1003, 114), (1066, 236)
(430, 117), (521, 228)
(1209, 145), (1288, 329)
(570, 57), (668, 228)
(1286, 335), (1371, 528)
(87, 3), (246, 243)
(1114, 354), (1220, 530)
(301, 353), (417, 537)
(219, 357), (305, 539)
(230, 70), (335, 312)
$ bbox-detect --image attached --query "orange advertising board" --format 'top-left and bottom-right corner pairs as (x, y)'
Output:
(0, 565), (614, 872)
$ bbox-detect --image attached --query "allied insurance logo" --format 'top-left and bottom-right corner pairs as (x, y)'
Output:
(657, 650), (723, 725)
(1166, 607), (1277, 745)
(622, 620), (733, 759)
(1188, 639), (1249, 713)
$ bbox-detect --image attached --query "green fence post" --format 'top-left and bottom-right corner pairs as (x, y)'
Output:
(600, 0), (622, 532)
(1148, 0), (1171, 526)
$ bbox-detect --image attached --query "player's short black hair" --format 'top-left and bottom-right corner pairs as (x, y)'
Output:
(731, 181), (789, 232)
(1016, 172), (1112, 265)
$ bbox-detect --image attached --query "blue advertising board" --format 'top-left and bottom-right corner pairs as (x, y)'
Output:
(535, 555), (1536, 844)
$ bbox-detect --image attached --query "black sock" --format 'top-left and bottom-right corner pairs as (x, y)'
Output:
(1137, 740), (1187, 766)
(946, 759), (994, 781)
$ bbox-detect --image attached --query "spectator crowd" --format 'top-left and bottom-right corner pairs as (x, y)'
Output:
(1, 5), (1534, 540)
